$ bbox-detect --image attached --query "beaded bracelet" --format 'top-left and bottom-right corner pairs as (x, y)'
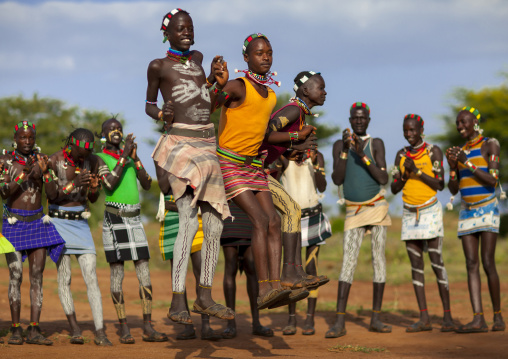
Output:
(146, 100), (158, 105)
(289, 131), (299, 141)
(43, 173), (53, 183)
(490, 155), (499, 163)
(90, 186), (99, 194)
(14, 172), (26, 184)
(206, 78), (214, 88)
(465, 160), (477, 173)
(416, 169), (423, 177)
(489, 168), (499, 180)
(450, 170), (457, 181)
(117, 157), (126, 168)
(362, 156), (371, 166)
(340, 152), (348, 160)
(212, 86), (230, 100)
(63, 181), (75, 195)
(158, 111), (163, 121)
(135, 161), (143, 171)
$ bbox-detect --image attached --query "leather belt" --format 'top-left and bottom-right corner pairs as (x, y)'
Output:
(301, 203), (322, 218)
(105, 205), (140, 218)
(49, 209), (85, 220)
(6, 212), (43, 222)
(403, 197), (438, 221)
(166, 127), (215, 139)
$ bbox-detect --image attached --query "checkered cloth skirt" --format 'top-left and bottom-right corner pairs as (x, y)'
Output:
(102, 204), (150, 263)
(301, 206), (332, 247)
(2, 206), (65, 263)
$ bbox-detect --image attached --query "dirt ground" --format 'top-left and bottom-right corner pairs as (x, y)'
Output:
(0, 267), (506, 358)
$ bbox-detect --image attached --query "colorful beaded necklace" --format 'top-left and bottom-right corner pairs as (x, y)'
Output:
(464, 134), (484, 155)
(63, 147), (80, 173)
(103, 148), (123, 160)
(235, 69), (281, 87)
(10, 150), (31, 166)
(166, 48), (191, 66)
(405, 142), (428, 160)
(290, 97), (318, 118)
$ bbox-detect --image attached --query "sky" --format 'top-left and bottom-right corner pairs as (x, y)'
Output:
(1, 0), (507, 214)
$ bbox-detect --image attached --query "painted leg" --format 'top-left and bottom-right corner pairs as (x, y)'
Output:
(57, 254), (82, 338)
(427, 237), (454, 331)
(170, 191), (199, 324)
(77, 253), (111, 345)
(6, 251), (24, 345)
(326, 227), (364, 338)
(370, 226), (391, 333)
(26, 247), (52, 345)
(110, 262), (133, 343)
(170, 257), (196, 339)
(405, 240), (431, 332)
(303, 245), (320, 335)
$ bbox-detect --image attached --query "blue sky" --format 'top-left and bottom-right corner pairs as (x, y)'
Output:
(1, 0), (507, 214)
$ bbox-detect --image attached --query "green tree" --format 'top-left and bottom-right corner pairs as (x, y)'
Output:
(0, 94), (124, 227)
(433, 74), (508, 179)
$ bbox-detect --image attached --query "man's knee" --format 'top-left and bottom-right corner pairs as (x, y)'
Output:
(268, 212), (281, 232)
(252, 213), (269, 232)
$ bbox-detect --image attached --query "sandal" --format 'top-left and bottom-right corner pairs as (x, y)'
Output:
(282, 325), (296, 335)
(325, 326), (347, 338)
(302, 324), (315, 335)
(201, 328), (222, 341)
(119, 333), (135, 344)
(455, 323), (488, 333)
(70, 335), (85, 344)
(252, 325), (273, 337)
(257, 288), (291, 310)
(268, 288), (309, 309)
(306, 275), (330, 290)
(142, 331), (168, 342)
(94, 334), (113, 346)
(221, 327), (237, 339)
(406, 321), (432, 333)
(176, 328), (197, 340)
(192, 302), (235, 320)
(25, 334), (53, 346)
(369, 321), (392, 333)
(440, 322), (456, 332)
(168, 310), (193, 324)
(8, 332), (24, 345)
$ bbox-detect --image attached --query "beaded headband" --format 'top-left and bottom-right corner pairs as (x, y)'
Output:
(350, 102), (370, 114)
(404, 113), (424, 126)
(13, 121), (36, 134)
(71, 136), (94, 150)
(293, 71), (321, 92)
(160, 8), (185, 31)
(242, 33), (268, 55)
(462, 106), (481, 120)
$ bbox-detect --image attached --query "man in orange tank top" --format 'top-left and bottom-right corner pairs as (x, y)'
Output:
(146, 9), (234, 326)
(391, 114), (454, 333)
(446, 107), (504, 333)
(214, 34), (293, 310)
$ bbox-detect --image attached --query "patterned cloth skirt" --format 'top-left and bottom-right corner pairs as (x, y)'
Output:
(158, 210), (204, 260)
(458, 196), (499, 237)
(102, 203), (150, 263)
(401, 197), (444, 241)
(3, 206), (65, 263)
(301, 205), (332, 247)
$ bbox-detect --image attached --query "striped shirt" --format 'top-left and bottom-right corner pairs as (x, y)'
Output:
(458, 137), (495, 203)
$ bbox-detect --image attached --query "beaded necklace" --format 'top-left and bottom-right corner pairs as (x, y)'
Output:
(10, 150), (32, 166)
(290, 97), (319, 118)
(405, 142), (428, 160)
(235, 69), (281, 87)
(464, 134), (483, 155)
(166, 48), (191, 67)
(63, 147), (81, 173)
(103, 148), (123, 160)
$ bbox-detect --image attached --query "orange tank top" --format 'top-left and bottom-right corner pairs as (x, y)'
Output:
(400, 145), (437, 205)
(218, 77), (277, 156)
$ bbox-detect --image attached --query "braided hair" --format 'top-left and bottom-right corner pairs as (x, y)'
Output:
(64, 128), (95, 148)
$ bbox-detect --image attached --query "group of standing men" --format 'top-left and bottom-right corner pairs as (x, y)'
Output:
(0, 7), (504, 347)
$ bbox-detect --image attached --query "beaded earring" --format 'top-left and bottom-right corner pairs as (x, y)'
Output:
(163, 36), (168, 43)
(473, 123), (483, 135)
(12, 142), (17, 149)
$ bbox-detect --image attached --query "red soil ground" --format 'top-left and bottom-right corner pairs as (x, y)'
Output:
(0, 267), (506, 358)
